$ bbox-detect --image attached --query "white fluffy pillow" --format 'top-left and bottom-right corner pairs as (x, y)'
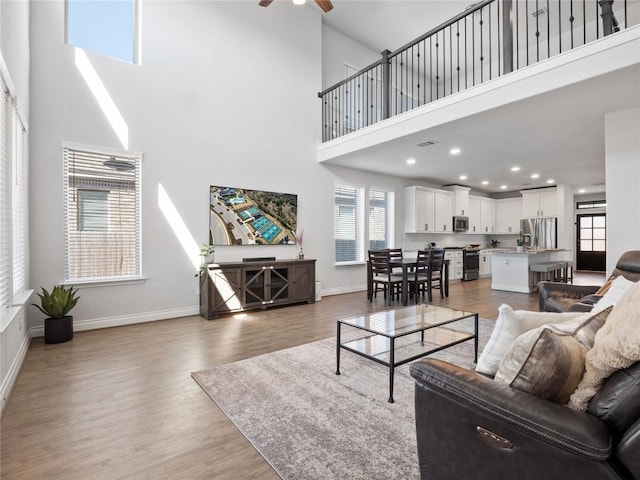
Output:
(590, 276), (636, 314)
(568, 281), (640, 411)
(475, 304), (585, 376)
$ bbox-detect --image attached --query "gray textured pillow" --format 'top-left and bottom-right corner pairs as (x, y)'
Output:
(494, 307), (612, 404)
(495, 327), (586, 404)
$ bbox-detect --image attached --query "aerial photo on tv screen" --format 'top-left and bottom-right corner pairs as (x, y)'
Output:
(209, 185), (298, 246)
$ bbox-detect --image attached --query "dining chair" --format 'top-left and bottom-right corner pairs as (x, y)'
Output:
(388, 248), (404, 274)
(410, 249), (431, 302)
(427, 249), (445, 302)
(368, 249), (403, 303)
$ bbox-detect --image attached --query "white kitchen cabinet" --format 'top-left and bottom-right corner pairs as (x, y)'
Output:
(521, 188), (558, 218)
(467, 196), (481, 234)
(445, 249), (463, 280)
(444, 185), (470, 216)
(434, 191), (453, 232)
(405, 186), (436, 233)
(480, 197), (495, 234)
(479, 251), (492, 276)
(494, 198), (522, 234)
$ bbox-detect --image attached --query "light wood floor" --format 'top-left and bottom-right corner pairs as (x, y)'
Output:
(0, 273), (604, 479)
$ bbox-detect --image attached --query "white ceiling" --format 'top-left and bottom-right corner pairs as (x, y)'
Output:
(317, 0), (640, 194)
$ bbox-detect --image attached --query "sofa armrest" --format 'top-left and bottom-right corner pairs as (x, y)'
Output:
(410, 358), (612, 460)
(617, 417), (640, 478)
(537, 282), (600, 311)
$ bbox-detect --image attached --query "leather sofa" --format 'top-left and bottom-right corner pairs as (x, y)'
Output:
(410, 358), (640, 480)
(538, 250), (640, 312)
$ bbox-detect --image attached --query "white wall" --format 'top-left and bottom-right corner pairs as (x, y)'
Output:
(28, 1), (416, 331)
(0, 0), (31, 412)
(605, 107), (640, 273)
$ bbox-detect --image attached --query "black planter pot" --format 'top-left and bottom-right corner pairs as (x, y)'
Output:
(45, 316), (74, 344)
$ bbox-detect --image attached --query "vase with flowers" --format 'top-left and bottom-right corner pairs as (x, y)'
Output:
(294, 229), (304, 259)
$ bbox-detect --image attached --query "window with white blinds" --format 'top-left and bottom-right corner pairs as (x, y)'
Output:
(63, 146), (142, 282)
(0, 84), (10, 310)
(369, 189), (394, 251)
(12, 115), (26, 297)
(334, 184), (364, 264)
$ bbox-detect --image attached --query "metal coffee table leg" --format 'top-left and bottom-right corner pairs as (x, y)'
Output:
(388, 337), (395, 403)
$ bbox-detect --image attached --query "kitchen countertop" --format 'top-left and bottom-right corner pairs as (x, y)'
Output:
(491, 248), (568, 254)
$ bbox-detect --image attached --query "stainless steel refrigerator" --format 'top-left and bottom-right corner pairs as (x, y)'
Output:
(520, 217), (557, 249)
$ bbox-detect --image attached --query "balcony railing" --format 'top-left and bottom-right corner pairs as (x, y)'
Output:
(318, 0), (635, 142)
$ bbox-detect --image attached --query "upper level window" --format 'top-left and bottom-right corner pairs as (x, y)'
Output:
(66, 0), (139, 64)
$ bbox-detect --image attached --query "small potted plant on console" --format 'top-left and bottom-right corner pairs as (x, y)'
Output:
(32, 285), (80, 344)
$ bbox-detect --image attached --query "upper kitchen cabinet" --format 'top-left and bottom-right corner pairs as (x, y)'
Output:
(468, 196), (482, 233)
(494, 198), (522, 234)
(521, 188), (559, 218)
(444, 185), (470, 216)
(405, 186), (453, 233)
(480, 198), (495, 234)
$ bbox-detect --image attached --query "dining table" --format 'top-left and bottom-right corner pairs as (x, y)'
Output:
(366, 255), (450, 306)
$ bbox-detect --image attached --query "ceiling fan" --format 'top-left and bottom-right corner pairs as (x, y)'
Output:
(259, 0), (334, 13)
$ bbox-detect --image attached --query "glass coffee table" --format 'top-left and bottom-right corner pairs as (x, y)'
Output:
(336, 305), (478, 403)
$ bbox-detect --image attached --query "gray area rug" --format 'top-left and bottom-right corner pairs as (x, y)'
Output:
(192, 317), (495, 480)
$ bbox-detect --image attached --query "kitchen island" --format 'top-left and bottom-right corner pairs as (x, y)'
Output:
(491, 249), (569, 293)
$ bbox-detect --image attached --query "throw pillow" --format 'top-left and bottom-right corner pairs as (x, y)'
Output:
(590, 276), (635, 314)
(494, 327), (587, 404)
(475, 305), (585, 376)
(494, 307), (612, 404)
(568, 281), (640, 411)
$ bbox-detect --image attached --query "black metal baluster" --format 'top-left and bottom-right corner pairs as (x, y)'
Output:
(456, 21), (460, 93)
(535, 0), (540, 62)
(558, 0), (562, 53)
(526, 0), (530, 65)
(472, 12), (476, 85)
(416, 42), (421, 106)
(516, 0), (520, 68)
(583, 0), (587, 45)
(496, 0), (501, 77)
(480, 8), (484, 83)
(488, 3), (492, 79)
(570, 0), (574, 49)
(435, 33), (440, 99)
(430, 36), (433, 102)
(546, 0), (550, 59)
(596, 0), (600, 39)
(449, 25), (453, 95)
(464, 16), (468, 90)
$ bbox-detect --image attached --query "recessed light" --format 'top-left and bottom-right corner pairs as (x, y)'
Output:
(293, 0), (306, 5)
(531, 173), (540, 179)
(510, 166), (520, 172)
(500, 185), (508, 190)
(578, 188), (586, 193)
(406, 158), (416, 165)
(481, 180), (489, 185)
(449, 148), (461, 155)
(546, 179), (555, 184)
(459, 175), (468, 180)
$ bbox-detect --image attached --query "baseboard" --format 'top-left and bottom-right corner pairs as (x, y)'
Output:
(320, 284), (367, 297)
(30, 306), (200, 337)
(1, 326), (32, 414)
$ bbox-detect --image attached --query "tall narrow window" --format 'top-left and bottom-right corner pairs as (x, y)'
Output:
(11, 114), (27, 296)
(369, 189), (394, 250)
(0, 83), (10, 309)
(63, 146), (142, 282)
(66, 0), (139, 64)
(334, 184), (364, 264)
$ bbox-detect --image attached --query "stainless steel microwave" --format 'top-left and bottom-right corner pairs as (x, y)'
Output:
(453, 216), (469, 232)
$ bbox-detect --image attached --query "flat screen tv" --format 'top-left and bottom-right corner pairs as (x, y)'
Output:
(209, 185), (298, 246)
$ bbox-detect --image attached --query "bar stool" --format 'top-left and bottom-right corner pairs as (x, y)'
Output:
(558, 260), (574, 283)
(530, 262), (564, 290)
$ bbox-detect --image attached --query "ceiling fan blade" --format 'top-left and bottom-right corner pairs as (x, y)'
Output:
(315, 0), (333, 13)
(259, 0), (274, 7)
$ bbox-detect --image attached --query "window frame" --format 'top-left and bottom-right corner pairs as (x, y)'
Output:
(334, 183), (365, 266)
(368, 187), (395, 251)
(62, 142), (144, 286)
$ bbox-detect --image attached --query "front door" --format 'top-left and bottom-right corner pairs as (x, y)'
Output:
(576, 214), (606, 271)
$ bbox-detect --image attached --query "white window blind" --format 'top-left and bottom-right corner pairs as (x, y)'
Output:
(0, 83), (10, 309)
(63, 146), (142, 282)
(369, 189), (393, 251)
(334, 184), (363, 263)
(11, 114), (26, 296)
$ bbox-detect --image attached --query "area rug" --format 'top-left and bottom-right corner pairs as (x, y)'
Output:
(191, 317), (494, 480)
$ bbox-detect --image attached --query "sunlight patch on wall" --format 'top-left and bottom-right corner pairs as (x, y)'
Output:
(74, 48), (129, 149)
(158, 183), (200, 271)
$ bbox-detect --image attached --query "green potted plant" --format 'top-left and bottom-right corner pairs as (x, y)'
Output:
(32, 285), (80, 344)
(195, 242), (215, 278)
(516, 231), (525, 252)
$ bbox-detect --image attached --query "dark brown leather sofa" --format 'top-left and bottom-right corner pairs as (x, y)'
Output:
(538, 250), (640, 312)
(410, 358), (640, 480)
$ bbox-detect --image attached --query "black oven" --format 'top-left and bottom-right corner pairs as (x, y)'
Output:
(463, 248), (480, 281)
